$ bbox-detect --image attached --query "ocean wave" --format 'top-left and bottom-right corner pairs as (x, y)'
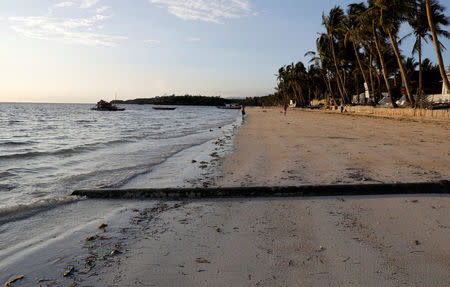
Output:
(7, 120), (21, 125)
(0, 196), (81, 225)
(74, 119), (97, 124)
(60, 162), (157, 187)
(0, 184), (16, 192)
(0, 171), (15, 179)
(0, 139), (134, 160)
(0, 140), (36, 147)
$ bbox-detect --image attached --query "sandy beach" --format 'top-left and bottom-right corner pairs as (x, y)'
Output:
(217, 108), (450, 186)
(3, 108), (449, 286)
(84, 108), (449, 287)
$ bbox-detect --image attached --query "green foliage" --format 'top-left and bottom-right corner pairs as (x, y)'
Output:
(261, 0), (449, 107)
(112, 95), (263, 106)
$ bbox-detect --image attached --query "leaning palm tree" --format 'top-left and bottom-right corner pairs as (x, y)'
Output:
(407, 0), (449, 96)
(372, 0), (416, 106)
(322, 6), (349, 104)
(425, 0), (450, 93)
(346, 2), (371, 104)
(362, 0), (397, 107)
(305, 48), (337, 105)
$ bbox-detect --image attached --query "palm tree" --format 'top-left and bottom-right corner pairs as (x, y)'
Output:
(346, 2), (371, 104)
(315, 35), (339, 105)
(363, 0), (397, 107)
(408, 0), (449, 96)
(322, 7), (349, 104)
(305, 43), (337, 105)
(372, 0), (416, 106)
(404, 57), (419, 84)
(425, 0), (450, 93)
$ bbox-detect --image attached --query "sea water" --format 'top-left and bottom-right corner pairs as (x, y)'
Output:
(0, 103), (240, 214)
(0, 103), (241, 275)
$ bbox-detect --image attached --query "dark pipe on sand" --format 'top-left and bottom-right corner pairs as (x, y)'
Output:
(72, 181), (449, 199)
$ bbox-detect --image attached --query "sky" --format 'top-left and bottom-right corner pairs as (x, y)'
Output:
(0, 0), (448, 103)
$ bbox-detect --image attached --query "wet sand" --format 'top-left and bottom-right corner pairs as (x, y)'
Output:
(3, 108), (449, 286)
(96, 195), (450, 287)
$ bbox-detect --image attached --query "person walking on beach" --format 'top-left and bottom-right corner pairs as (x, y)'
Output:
(241, 105), (246, 119)
(283, 104), (288, 116)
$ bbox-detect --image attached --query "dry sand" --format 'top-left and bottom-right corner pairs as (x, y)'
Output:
(23, 108), (449, 287)
(217, 108), (450, 186)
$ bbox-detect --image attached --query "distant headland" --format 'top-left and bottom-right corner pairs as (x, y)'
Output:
(111, 95), (263, 106)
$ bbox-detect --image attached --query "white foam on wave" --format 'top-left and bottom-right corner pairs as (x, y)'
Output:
(0, 196), (82, 224)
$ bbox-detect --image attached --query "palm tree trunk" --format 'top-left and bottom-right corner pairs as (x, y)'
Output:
(368, 53), (376, 104)
(335, 70), (345, 103)
(353, 40), (370, 104)
(329, 36), (348, 103)
(388, 30), (416, 106)
(418, 36), (423, 96)
(322, 72), (337, 105)
(293, 82), (304, 106)
(376, 69), (382, 100)
(308, 86), (311, 105)
(327, 76), (337, 106)
(373, 23), (397, 108)
(364, 45), (376, 104)
(426, 0), (450, 92)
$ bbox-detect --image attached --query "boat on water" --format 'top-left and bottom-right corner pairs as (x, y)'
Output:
(152, 107), (177, 110)
(216, 103), (241, 109)
(92, 100), (125, 111)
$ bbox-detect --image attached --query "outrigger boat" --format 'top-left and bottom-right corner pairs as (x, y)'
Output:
(152, 107), (177, 110)
(92, 100), (125, 111)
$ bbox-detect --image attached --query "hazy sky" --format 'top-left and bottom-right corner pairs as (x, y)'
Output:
(0, 0), (448, 103)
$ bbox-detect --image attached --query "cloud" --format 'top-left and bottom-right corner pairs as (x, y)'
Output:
(55, 2), (74, 8)
(80, 0), (101, 9)
(186, 37), (200, 43)
(149, 0), (252, 23)
(144, 39), (161, 47)
(9, 15), (126, 47)
(96, 6), (110, 13)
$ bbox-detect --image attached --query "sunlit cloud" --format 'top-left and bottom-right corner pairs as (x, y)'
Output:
(96, 6), (110, 13)
(144, 39), (161, 47)
(9, 15), (126, 47)
(149, 0), (252, 23)
(186, 37), (200, 43)
(80, 0), (102, 9)
(55, 2), (75, 8)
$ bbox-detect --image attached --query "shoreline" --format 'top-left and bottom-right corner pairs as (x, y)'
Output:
(86, 108), (449, 286)
(2, 108), (450, 286)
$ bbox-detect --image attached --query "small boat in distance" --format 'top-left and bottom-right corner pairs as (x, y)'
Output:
(217, 103), (241, 109)
(92, 100), (125, 111)
(152, 107), (177, 110)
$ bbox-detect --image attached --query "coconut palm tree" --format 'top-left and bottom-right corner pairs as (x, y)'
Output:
(363, 0), (397, 107)
(346, 2), (371, 104)
(306, 35), (339, 103)
(425, 0), (450, 93)
(407, 0), (449, 96)
(315, 35), (340, 105)
(371, 0), (416, 106)
(322, 6), (349, 103)
(404, 57), (419, 84)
